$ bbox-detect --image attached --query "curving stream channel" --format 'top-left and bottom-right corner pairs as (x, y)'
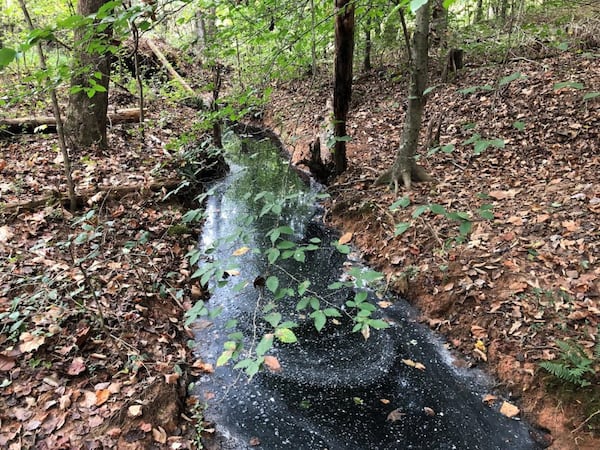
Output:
(193, 131), (542, 450)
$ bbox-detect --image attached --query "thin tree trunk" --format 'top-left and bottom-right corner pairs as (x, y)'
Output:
(332, 0), (355, 175)
(376, 1), (432, 191)
(66, 0), (111, 149)
(363, 19), (372, 72)
(17, 0), (77, 211)
(397, 5), (412, 66)
(310, 0), (317, 76)
(475, 0), (484, 23)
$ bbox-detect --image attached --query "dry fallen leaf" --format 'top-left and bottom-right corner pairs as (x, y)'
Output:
(402, 359), (426, 371)
(249, 436), (261, 446)
(152, 426), (167, 444)
(386, 408), (406, 422)
(263, 355), (282, 372)
(128, 405), (143, 417)
(0, 353), (16, 371)
(67, 357), (86, 376)
(232, 246), (250, 256)
(499, 401), (520, 418)
(423, 407), (436, 416)
(18, 332), (45, 353)
(338, 231), (353, 245)
(0, 225), (13, 242)
(95, 389), (111, 406)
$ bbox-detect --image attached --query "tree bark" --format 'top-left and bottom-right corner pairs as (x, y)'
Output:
(475, 0), (484, 23)
(363, 19), (372, 72)
(66, 0), (112, 149)
(375, 1), (431, 191)
(333, 0), (355, 175)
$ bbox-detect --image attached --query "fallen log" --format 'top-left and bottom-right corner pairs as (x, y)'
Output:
(1, 178), (181, 213)
(145, 39), (212, 108)
(0, 108), (143, 135)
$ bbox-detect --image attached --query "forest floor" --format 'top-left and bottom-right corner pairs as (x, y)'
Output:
(265, 45), (600, 450)
(0, 93), (218, 448)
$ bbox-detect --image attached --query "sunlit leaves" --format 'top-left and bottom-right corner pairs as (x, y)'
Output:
(0, 48), (17, 69)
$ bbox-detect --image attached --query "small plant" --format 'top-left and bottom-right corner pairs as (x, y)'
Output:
(539, 340), (598, 388)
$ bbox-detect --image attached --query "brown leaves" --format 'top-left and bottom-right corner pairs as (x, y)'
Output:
(67, 357), (86, 376)
(18, 332), (45, 353)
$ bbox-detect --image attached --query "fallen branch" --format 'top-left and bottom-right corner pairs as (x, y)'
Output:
(1, 179), (182, 213)
(1, 108), (143, 135)
(146, 39), (195, 96)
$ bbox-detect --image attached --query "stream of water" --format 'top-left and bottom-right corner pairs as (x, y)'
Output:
(193, 132), (541, 450)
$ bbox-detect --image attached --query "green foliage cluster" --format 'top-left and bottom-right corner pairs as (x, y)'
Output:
(390, 195), (494, 245)
(539, 339), (599, 388)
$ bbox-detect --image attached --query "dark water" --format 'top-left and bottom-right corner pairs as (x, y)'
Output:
(194, 133), (541, 450)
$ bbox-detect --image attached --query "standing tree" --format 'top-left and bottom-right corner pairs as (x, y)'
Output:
(376, 0), (432, 191)
(332, 0), (355, 175)
(66, 0), (112, 149)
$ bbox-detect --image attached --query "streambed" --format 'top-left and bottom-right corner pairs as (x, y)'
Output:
(193, 131), (541, 450)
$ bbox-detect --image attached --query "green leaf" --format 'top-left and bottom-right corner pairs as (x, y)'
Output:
(296, 297), (310, 311)
(0, 48), (17, 68)
(583, 92), (600, 101)
(429, 204), (447, 216)
(267, 247), (280, 264)
(390, 196), (410, 211)
(246, 360), (261, 379)
(264, 312), (281, 328)
(368, 319), (390, 330)
(277, 240), (296, 249)
(293, 250), (306, 262)
(275, 327), (297, 343)
(266, 276), (279, 293)
(394, 222), (411, 236)
(297, 280), (310, 296)
(311, 310), (327, 332)
(309, 297), (320, 310)
(323, 308), (342, 317)
(513, 121), (525, 131)
(553, 81), (584, 90)
(255, 334), (274, 356)
(441, 144), (455, 153)
(477, 205), (495, 220)
(459, 221), (472, 236)
(412, 205), (429, 218)
(499, 72), (525, 86)
(216, 350), (233, 367)
(355, 291), (368, 303)
(336, 243), (351, 254)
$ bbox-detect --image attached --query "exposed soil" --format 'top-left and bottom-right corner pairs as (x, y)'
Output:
(265, 49), (600, 450)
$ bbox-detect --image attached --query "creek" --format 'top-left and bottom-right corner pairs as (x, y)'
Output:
(193, 130), (541, 450)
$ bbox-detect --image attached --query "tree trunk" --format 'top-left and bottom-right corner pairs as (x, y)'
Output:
(332, 0), (355, 175)
(363, 19), (372, 72)
(430, 0), (448, 54)
(375, 1), (431, 191)
(66, 0), (111, 149)
(475, 0), (484, 23)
